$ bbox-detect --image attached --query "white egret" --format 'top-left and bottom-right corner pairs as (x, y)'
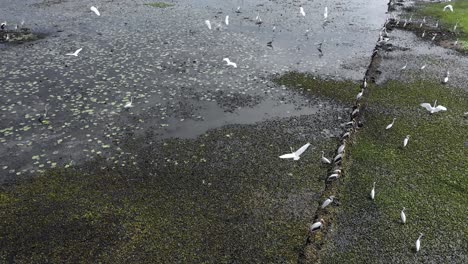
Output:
(90, 6), (100, 16)
(385, 118), (396, 130)
(205, 20), (212, 30)
(416, 233), (423, 252)
(225, 15), (229, 26)
(334, 153), (343, 163)
(66, 48), (83, 56)
(0, 21), (6, 30)
(370, 182), (376, 200)
(435, 20), (439, 28)
(321, 151), (331, 164)
(422, 31), (426, 38)
(454, 39), (459, 46)
(420, 100), (447, 113)
(124, 97), (134, 109)
(324, 7), (328, 20)
(337, 142), (345, 154)
(403, 19), (407, 27)
(363, 78), (367, 88)
(235, 6), (241, 13)
(401, 62), (407, 70)
(401, 207), (406, 224)
(454, 21), (458, 31)
(279, 143), (311, 160)
(356, 88), (364, 101)
(223, 58), (237, 68)
(327, 173), (339, 181)
(403, 135), (410, 147)
(420, 64), (427, 70)
(300, 7), (305, 17)
(310, 219), (324, 232)
(443, 70), (449, 84)
(321, 196), (335, 209)
(431, 33), (437, 41)
(443, 5), (453, 12)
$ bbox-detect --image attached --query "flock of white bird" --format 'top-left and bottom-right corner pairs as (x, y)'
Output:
(276, 3), (462, 253)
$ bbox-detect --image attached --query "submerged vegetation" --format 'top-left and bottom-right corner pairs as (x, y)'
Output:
(278, 72), (468, 263)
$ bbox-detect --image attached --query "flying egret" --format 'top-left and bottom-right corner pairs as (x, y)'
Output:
(385, 118), (396, 130)
(443, 5), (453, 12)
(300, 7), (305, 17)
(223, 58), (237, 68)
(416, 233), (423, 252)
(420, 100), (447, 113)
(66, 48), (83, 56)
(370, 182), (376, 200)
(279, 143), (311, 160)
(324, 7), (328, 20)
(401, 207), (406, 224)
(310, 219), (324, 232)
(205, 20), (212, 30)
(403, 135), (410, 147)
(124, 97), (134, 109)
(321, 151), (331, 164)
(420, 64), (427, 70)
(321, 196), (335, 209)
(90, 6), (100, 16)
(225, 15), (229, 26)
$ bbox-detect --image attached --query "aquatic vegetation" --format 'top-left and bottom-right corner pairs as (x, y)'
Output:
(281, 73), (468, 263)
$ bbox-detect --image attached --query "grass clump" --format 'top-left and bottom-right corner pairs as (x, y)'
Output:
(281, 73), (467, 263)
(144, 2), (174, 8)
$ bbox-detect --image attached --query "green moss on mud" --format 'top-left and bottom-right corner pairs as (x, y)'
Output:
(279, 72), (468, 263)
(1, 118), (338, 262)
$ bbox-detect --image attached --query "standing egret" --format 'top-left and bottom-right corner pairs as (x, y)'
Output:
(356, 88), (364, 101)
(420, 100), (447, 113)
(225, 15), (229, 26)
(401, 207), (406, 224)
(403, 135), (410, 147)
(279, 143), (311, 160)
(300, 7), (306, 17)
(385, 118), (396, 130)
(321, 151), (331, 164)
(454, 21), (458, 31)
(420, 64), (427, 70)
(223, 58), (237, 68)
(363, 78), (367, 88)
(431, 33), (437, 41)
(205, 20), (212, 30)
(443, 70), (449, 84)
(235, 6), (241, 13)
(454, 39), (459, 46)
(90, 6), (100, 16)
(124, 97), (134, 109)
(66, 48), (83, 56)
(435, 20), (439, 28)
(337, 142), (345, 154)
(310, 219), (324, 232)
(401, 62), (407, 70)
(321, 196), (335, 209)
(443, 5), (453, 12)
(422, 31), (426, 38)
(416, 233), (423, 252)
(324, 7), (328, 20)
(333, 153), (343, 163)
(370, 182), (376, 200)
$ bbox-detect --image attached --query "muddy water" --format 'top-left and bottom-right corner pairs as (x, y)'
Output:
(0, 0), (387, 178)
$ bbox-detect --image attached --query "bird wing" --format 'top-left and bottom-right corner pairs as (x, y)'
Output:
(294, 143), (310, 156)
(420, 103), (433, 111)
(91, 6), (100, 16)
(279, 153), (295, 159)
(434, 105), (447, 112)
